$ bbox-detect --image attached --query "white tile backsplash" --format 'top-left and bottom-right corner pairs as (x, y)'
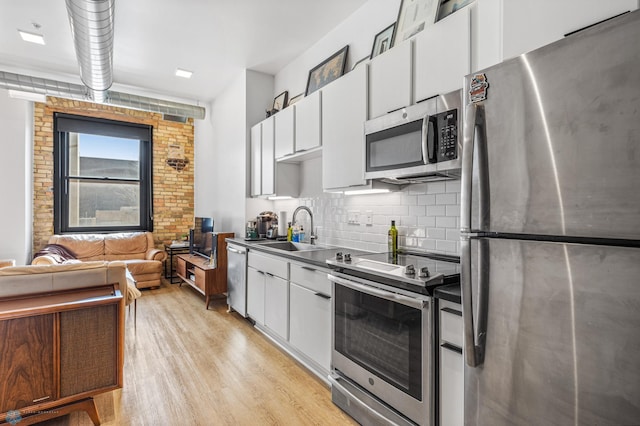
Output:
(271, 178), (461, 256)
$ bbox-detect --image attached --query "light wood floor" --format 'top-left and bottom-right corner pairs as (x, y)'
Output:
(39, 280), (357, 426)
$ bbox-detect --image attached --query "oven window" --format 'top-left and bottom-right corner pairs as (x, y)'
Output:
(334, 283), (423, 400)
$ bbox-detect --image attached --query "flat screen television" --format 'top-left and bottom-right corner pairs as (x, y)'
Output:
(190, 217), (214, 258)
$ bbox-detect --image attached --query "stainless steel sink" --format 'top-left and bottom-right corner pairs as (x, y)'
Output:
(261, 241), (327, 252)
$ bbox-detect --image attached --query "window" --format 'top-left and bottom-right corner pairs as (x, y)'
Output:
(53, 113), (153, 233)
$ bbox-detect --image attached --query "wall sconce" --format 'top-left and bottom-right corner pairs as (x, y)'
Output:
(166, 144), (189, 172)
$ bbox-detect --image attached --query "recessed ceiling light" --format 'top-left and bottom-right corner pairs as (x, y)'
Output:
(18, 29), (45, 45)
(175, 68), (193, 79)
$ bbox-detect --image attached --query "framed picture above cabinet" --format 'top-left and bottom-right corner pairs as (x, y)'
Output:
(393, 0), (440, 46)
(305, 45), (349, 95)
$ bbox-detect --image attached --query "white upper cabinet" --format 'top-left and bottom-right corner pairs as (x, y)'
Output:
(474, 0), (638, 71)
(250, 116), (299, 198)
(250, 123), (261, 197)
(274, 106), (295, 159)
(261, 116), (275, 195)
(414, 6), (471, 102)
(295, 91), (322, 152)
(368, 39), (412, 119)
(322, 64), (368, 191)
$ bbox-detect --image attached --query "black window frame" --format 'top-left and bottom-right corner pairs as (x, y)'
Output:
(53, 113), (154, 234)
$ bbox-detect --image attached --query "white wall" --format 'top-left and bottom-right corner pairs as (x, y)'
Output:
(194, 100), (216, 219)
(0, 90), (33, 265)
(274, 0), (400, 97)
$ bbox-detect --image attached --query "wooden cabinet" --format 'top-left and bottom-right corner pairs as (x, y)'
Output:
(322, 64), (368, 191)
(0, 285), (123, 425)
(289, 263), (331, 372)
(439, 299), (464, 426)
(176, 232), (233, 309)
(414, 7), (470, 102)
(0, 314), (54, 413)
(294, 91), (322, 152)
(474, 0), (637, 70)
(368, 39), (412, 119)
(274, 106), (295, 158)
(247, 251), (289, 340)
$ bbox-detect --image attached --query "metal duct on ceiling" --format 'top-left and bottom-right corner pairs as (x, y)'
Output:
(65, 0), (115, 103)
(0, 70), (206, 120)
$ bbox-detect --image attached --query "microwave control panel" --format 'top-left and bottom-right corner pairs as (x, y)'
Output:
(436, 109), (458, 162)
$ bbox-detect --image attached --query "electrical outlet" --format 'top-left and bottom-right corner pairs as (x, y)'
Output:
(348, 210), (360, 225)
(365, 210), (373, 226)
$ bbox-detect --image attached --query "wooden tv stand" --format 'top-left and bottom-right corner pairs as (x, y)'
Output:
(176, 232), (233, 309)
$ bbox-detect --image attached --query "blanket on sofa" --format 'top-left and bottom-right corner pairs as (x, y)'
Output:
(33, 244), (78, 264)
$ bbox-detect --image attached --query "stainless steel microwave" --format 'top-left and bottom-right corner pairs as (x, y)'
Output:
(364, 89), (462, 184)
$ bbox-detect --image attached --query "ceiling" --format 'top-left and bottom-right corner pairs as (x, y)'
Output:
(0, 0), (369, 104)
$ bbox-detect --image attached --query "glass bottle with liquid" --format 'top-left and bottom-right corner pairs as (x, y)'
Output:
(388, 220), (398, 255)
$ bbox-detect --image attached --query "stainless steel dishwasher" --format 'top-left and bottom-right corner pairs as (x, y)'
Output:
(226, 243), (247, 317)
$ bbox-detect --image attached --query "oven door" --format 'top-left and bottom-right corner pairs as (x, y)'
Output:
(329, 272), (433, 426)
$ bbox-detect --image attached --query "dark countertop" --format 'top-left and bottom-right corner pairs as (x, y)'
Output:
(226, 237), (372, 269)
(434, 283), (461, 304)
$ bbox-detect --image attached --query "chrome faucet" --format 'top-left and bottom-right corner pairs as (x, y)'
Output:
(292, 206), (316, 245)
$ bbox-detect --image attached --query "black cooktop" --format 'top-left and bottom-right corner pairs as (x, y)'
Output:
(327, 251), (460, 295)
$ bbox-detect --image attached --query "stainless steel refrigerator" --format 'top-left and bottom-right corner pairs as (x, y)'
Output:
(460, 10), (640, 426)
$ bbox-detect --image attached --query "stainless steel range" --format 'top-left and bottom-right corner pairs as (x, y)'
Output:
(327, 252), (460, 426)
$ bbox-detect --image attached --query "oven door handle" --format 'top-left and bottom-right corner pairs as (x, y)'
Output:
(329, 274), (426, 310)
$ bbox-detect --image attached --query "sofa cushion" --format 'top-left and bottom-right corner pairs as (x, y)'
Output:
(49, 234), (104, 260)
(124, 259), (162, 276)
(104, 233), (148, 260)
(0, 261), (118, 298)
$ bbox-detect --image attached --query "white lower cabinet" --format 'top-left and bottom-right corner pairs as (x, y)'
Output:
(245, 251), (332, 380)
(247, 267), (265, 326)
(289, 281), (331, 372)
(247, 251), (289, 340)
(439, 299), (464, 426)
(264, 273), (289, 340)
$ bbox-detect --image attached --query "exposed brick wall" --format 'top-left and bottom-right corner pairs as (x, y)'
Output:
(32, 97), (194, 253)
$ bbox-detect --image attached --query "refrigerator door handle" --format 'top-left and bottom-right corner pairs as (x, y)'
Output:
(461, 236), (488, 367)
(461, 103), (488, 233)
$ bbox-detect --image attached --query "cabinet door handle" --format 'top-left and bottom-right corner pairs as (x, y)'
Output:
(314, 292), (331, 300)
(441, 342), (463, 354)
(33, 395), (51, 403)
(265, 272), (274, 277)
(442, 307), (462, 317)
(301, 266), (317, 272)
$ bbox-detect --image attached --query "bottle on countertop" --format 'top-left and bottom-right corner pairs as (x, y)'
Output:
(287, 222), (293, 242)
(298, 226), (305, 243)
(388, 220), (398, 255)
(292, 225), (300, 243)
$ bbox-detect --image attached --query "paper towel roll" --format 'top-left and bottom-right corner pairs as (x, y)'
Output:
(278, 211), (288, 235)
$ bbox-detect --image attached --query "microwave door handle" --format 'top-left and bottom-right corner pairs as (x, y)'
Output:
(421, 114), (431, 164)
(428, 116), (438, 163)
(421, 114), (438, 164)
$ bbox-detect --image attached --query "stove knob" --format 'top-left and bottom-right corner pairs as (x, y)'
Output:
(419, 267), (430, 278)
(344, 253), (352, 262)
(404, 264), (415, 275)
(335, 252), (343, 261)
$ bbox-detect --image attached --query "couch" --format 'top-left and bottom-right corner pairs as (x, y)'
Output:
(0, 260), (128, 425)
(32, 232), (167, 289)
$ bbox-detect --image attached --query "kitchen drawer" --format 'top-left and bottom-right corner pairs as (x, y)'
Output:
(440, 300), (463, 348)
(248, 251), (288, 279)
(290, 263), (331, 296)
